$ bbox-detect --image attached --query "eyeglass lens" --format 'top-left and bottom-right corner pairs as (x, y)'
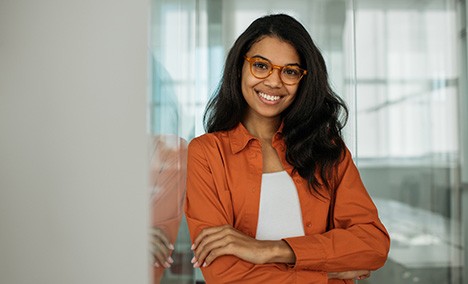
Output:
(250, 58), (303, 84)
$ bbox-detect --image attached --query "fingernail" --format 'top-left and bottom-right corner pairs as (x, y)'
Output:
(203, 262), (207, 267)
(169, 243), (174, 250)
(191, 256), (196, 263)
(164, 261), (171, 268)
(154, 262), (160, 267)
(167, 256), (174, 264)
(191, 244), (195, 250)
(193, 261), (200, 268)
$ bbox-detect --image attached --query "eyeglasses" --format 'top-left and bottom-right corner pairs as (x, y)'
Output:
(244, 56), (307, 85)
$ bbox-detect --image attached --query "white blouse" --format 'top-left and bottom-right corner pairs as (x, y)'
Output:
(255, 170), (305, 240)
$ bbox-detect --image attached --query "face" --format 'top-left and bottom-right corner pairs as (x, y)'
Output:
(241, 36), (301, 123)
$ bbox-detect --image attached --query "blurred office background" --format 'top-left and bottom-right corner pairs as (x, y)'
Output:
(150, 0), (467, 283)
(1, 0), (467, 283)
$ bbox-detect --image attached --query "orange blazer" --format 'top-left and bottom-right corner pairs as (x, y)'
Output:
(185, 123), (390, 283)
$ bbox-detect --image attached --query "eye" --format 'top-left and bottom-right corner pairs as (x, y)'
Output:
(252, 60), (270, 71)
(283, 67), (301, 77)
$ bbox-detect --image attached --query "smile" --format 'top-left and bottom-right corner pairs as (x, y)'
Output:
(257, 91), (281, 102)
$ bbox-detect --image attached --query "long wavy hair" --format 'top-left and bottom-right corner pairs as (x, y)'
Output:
(204, 14), (348, 196)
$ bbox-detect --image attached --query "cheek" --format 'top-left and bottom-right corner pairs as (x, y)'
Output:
(241, 68), (259, 92)
(286, 86), (299, 100)
(240, 67), (248, 90)
(241, 76), (248, 98)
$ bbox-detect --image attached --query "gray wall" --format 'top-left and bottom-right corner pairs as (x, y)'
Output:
(0, 1), (150, 283)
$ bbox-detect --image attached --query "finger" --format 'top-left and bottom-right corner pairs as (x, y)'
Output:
(150, 237), (175, 268)
(193, 233), (226, 267)
(152, 257), (173, 268)
(193, 227), (235, 266)
(356, 270), (370, 278)
(192, 226), (228, 260)
(196, 234), (234, 267)
(345, 270), (369, 279)
(203, 243), (236, 266)
(151, 237), (170, 256)
(192, 225), (228, 250)
(200, 228), (250, 267)
(328, 270), (370, 280)
(154, 256), (174, 268)
(150, 242), (170, 267)
(151, 227), (174, 250)
(357, 272), (371, 280)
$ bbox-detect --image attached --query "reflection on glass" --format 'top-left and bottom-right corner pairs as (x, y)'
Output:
(150, 135), (187, 283)
(150, 0), (463, 283)
(149, 20), (194, 281)
(354, 0), (462, 283)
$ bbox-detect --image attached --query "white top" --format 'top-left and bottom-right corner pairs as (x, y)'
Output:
(255, 171), (305, 240)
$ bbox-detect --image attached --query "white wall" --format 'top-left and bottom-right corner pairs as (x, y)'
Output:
(0, 1), (150, 283)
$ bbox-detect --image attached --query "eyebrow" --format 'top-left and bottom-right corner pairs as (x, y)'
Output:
(250, 54), (301, 67)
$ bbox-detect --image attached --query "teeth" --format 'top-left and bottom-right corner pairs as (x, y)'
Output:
(258, 92), (280, 101)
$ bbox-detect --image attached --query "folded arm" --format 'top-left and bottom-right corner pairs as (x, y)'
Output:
(185, 139), (388, 282)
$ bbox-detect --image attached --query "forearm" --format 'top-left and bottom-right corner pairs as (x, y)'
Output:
(284, 225), (390, 271)
(262, 240), (296, 264)
(199, 255), (324, 283)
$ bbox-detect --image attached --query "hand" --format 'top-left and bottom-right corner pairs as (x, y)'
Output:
(328, 270), (371, 280)
(191, 225), (293, 267)
(150, 227), (174, 268)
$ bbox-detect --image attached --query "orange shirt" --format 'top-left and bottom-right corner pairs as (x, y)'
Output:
(150, 135), (187, 283)
(185, 123), (390, 284)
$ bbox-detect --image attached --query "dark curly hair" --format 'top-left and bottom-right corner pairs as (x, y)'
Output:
(204, 14), (348, 196)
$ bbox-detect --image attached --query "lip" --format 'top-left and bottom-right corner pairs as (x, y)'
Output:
(255, 90), (284, 105)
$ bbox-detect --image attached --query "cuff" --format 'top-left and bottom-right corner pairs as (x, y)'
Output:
(282, 235), (327, 271)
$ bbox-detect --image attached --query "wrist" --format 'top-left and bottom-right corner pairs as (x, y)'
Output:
(262, 240), (296, 264)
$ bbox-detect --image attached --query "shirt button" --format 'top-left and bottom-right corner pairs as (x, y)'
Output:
(251, 188), (255, 193)
(306, 222), (312, 228)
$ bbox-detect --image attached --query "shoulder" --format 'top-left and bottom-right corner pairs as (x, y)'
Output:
(342, 145), (355, 164)
(335, 144), (362, 185)
(335, 144), (353, 168)
(188, 131), (229, 155)
(189, 131), (227, 147)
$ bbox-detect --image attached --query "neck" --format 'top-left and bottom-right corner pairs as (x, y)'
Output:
(242, 116), (281, 141)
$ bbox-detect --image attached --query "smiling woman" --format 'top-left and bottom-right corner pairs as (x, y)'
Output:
(241, 37), (301, 122)
(184, 14), (390, 284)
(151, 0), (464, 283)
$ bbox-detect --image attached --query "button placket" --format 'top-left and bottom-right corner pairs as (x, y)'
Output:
(248, 148), (260, 193)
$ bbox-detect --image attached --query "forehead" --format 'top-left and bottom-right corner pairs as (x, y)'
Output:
(247, 36), (300, 64)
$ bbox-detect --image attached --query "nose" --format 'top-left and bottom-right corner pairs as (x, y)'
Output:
(263, 68), (283, 88)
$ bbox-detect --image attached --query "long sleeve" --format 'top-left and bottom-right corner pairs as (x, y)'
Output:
(283, 148), (390, 272)
(151, 135), (187, 239)
(150, 135), (188, 283)
(185, 129), (389, 283)
(185, 138), (315, 283)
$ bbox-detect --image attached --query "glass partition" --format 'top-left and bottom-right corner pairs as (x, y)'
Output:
(149, 1), (196, 283)
(353, 0), (463, 283)
(149, 0), (463, 283)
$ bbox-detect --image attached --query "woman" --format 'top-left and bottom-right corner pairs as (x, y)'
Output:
(150, 135), (187, 283)
(184, 14), (390, 283)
